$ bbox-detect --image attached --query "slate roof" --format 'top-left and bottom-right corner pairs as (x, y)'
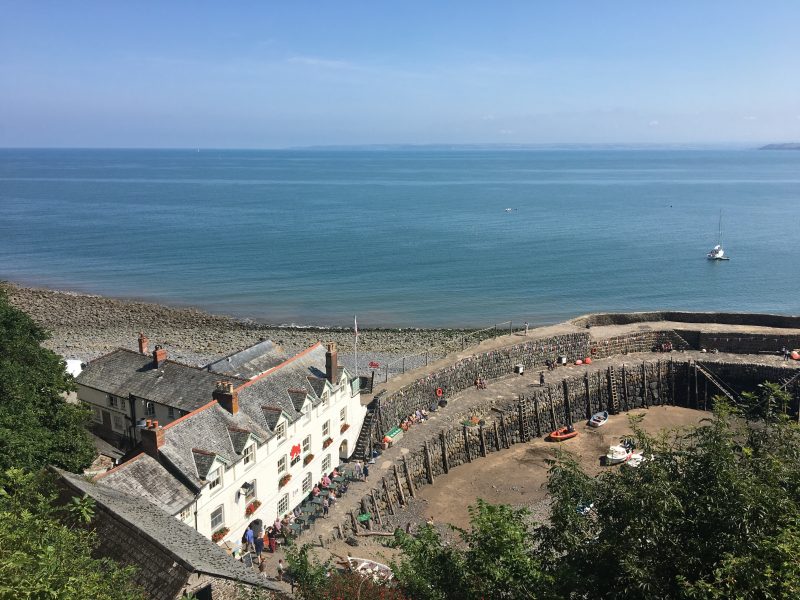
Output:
(94, 453), (194, 515)
(58, 471), (275, 590)
(76, 349), (247, 412)
(205, 340), (287, 379)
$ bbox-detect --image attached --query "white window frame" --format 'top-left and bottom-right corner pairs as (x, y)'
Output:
(210, 505), (224, 530)
(277, 494), (289, 515)
(120, 398), (127, 410)
(144, 401), (156, 417)
(302, 472), (312, 493)
(107, 395), (118, 408)
(208, 467), (223, 493)
(244, 480), (257, 502)
(179, 507), (192, 522)
(340, 407), (347, 424)
(322, 454), (331, 473)
(167, 406), (176, 419)
(277, 455), (287, 474)
(243, 444), (255, 467)
(321, 391), (329, 409)
(91, 406), (103, 423)
(322, 420), (330, 438)
(276, 421), (286, 443)
(302, 435), (311, 454)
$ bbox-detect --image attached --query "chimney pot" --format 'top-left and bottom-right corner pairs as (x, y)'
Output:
(153, 345), (167, 368)
(138, 332), (149, 355)
(141, 424), (164, 458)
(325, 342), (338, 384)
(213, 380), (239, 415)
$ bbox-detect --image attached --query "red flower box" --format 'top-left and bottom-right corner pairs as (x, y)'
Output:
(279, 474), (291, 488)
(245, 500), (261, 516)
(303, 453), (315, 466)
(211, 527), (229, 543)
(340, 423), (350, 434)
(322, 437), (333, 449)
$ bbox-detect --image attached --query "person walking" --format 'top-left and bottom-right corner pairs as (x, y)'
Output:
(322, 496), (329, 517)
(267, 527), (278, 554)
(277, 559), (286, 582)
(782, 346), (789, 361)
(354, 461), (363, 481)
(524, 321), (529, 336)
(363, 463), (370, 481)
(254, 532), (264, 561)
(539, 371), (545, 386)
(244, 525), (255, 553)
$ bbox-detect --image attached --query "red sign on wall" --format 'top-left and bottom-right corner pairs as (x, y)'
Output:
(290, 444), (301, 459)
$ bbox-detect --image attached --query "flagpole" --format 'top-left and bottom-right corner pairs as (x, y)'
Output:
(354, 314), (359, 383)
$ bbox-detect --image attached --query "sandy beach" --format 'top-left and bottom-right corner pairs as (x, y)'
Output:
(2, 282), (490, 370)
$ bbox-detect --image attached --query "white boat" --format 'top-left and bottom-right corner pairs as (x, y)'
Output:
(707, 211), (730, 260)
(504, 208), (513, 212)
(347, 556), (393, 582)
(588, 411), (608, 427)
(625, 452), (649, 468)
(605, 444), (633, 465)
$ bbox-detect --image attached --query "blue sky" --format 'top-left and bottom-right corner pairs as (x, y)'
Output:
(1, 1), (799, 147)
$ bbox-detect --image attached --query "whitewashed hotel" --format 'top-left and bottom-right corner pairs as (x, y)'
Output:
(77, 338), (366, 544)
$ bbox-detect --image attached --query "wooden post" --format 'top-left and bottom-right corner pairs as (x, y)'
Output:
(693, 363), (699, 410)
(371, 490), (383, 527)
(533, 395), (543, 438)
(597, 372), (604, 411)
(440, 431), (450, 473)
(670, 359), (675, 405)
(584, 373), (591, 419)
(350, 510), (358, 533)
(493, 421), (501, 451)
(336, 525), (344, 539)
(393, 465), (406, 506)
(463, 425), (473, 461)
(361, 499), (372, 531)
(547, 387), (558, 431)
(621, 365), (629, 411)
(500, 413), (510, 448)
(382, 478), (395, 515)
(642, 363), (649, 408)
(403, 457), (416, 497)
(703, 377), (708, 411)
(657, 360), (663, 406)
(423, 443), (434, 484)
(562, 379), (571, 425)
(479, 425), (487, 457)
(516, 401), (526, 442)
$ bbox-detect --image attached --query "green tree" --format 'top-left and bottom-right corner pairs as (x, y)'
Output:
(0, 468), (144, 600)
(0, 287), (95, 472)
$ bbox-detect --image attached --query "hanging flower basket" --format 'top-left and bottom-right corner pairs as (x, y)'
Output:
(340, 423), (350, 434)
(322, 437), (334, 449)
(303, 453), (315, 466)
(245, 500), (261, 517)
(279, 474), (292, 488)
(211, 527), (229, 543)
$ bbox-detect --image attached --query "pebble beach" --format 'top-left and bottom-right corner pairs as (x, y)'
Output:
(2, 282), (485, 372)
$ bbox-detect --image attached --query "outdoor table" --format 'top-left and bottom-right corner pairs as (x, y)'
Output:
(318, 489), (331, 498)
(311, 497), (323, 505)
(300, 506), (315, 515)
(332, 476), (345, 484)
(289, 523), (302, 536)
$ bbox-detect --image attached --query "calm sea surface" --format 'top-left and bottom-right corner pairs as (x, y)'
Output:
(1, 148), (799, 327)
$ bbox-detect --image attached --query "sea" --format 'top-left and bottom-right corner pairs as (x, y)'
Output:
(1, 147), (799, 328)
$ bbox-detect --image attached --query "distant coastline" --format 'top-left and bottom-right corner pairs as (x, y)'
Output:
(759, 143), (800, 150)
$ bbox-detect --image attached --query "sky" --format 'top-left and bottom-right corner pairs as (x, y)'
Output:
(1, 1), (799, 148)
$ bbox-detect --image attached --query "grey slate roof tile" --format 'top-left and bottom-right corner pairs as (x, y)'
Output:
(191, 449), (218, 481)
(94, 453), (194, 515)
(205, 340), (287, 379)
(76, 349), (246, 412)
(57, 470), (275, 590)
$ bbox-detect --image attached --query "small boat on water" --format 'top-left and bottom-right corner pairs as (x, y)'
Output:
(606, 444), (633, 465)
(588, 411), (608, 427)
(549, 426), (578, 442)
(707, 210), (730, 260)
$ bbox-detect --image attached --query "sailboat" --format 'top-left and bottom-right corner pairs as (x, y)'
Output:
(707, 211), (730, 261)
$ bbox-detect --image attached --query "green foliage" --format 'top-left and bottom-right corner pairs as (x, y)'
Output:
(739, 381), (792, 421)
(0, 468), (144, 600)
(0, 287), (95, 472)
(285, 544), (331, 600)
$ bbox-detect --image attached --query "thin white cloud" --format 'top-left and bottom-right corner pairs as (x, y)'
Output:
(287, 56), (357, 70)
(481, 114), (497, 121)
(649, 120), (660, 126)
(744, 115), (757, 121)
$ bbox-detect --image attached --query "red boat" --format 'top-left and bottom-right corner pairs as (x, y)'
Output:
(548, 427), (578, 442)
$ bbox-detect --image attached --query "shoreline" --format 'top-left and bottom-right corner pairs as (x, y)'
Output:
(2, 282), (488, 368)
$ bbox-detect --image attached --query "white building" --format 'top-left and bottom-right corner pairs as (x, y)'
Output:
(77, 339), (366, 544)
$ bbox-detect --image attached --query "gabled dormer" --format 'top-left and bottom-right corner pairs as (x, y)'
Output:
(192, 449), (230, 493)
(261, 406), (291, 444)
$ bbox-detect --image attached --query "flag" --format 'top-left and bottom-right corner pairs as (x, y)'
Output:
(354, 315), (359, 338)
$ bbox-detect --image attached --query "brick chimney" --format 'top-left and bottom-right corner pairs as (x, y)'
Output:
(138, 332), (149, 355)
(213, 381), (239, 415)
(153, 345), (167, 368)
(141, 421), (164, 458)
(325, 342), (338, 383)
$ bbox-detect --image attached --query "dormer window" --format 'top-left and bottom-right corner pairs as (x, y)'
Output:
(276, 422), (286, 443)
(144, 402), (156, 417)
(243, 444), (255, 467)
(107, 395), (118, 408)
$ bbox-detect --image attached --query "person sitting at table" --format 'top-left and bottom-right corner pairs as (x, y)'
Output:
(293, 507), (302, 519)
(321, 473), (331, 488)
(328, 490), (337, 504)
(273, 517), (282, 533)
(311, 484), (321, 497)
(420, 408), (428, 420)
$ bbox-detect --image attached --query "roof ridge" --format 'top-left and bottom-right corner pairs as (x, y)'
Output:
(191, 448), (215, 456)
(236, 342), (323, 391)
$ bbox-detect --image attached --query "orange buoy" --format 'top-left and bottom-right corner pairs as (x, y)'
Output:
(575, 359), (583, 365)
(436, 387), (443, 397)
(584, 357), (592, 365)
(791, 351), (800, 361)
